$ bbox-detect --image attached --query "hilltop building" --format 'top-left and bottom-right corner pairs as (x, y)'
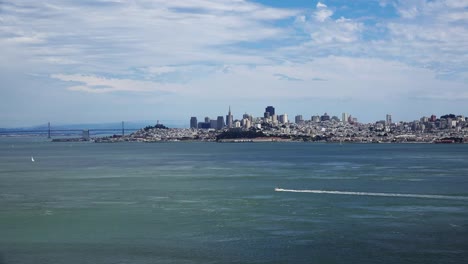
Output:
(342, 113), (349, 123)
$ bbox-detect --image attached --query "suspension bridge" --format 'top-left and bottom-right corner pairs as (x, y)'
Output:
(0, 122), (140, 138)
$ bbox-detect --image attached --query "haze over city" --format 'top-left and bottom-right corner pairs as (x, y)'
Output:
(1, 0), (467, 127)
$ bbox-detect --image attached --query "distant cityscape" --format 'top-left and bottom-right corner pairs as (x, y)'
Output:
(96, 106), (468, 143)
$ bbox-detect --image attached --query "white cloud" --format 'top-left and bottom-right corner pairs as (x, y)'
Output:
(0, 0), (299, 72)
(316, 2), (328, 9)
(50, 74), (182, 94)
(296, 3), (363, 44)
(314, 2), (333, 22)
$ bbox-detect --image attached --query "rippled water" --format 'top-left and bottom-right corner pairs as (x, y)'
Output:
(0, 138), (467, 263)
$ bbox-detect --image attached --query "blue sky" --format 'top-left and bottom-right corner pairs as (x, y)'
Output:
(1, 0), (467, 127)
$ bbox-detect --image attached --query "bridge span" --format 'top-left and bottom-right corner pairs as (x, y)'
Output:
(0, 122), (140, 138)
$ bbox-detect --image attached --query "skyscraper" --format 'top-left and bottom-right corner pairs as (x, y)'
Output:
(278, 114), (288, 124)
(386, 114), (392, 125)
(217, 116), (225, 130)
(342, 113), (349, 123)
(265, 106), (275, 117)
(226, 106), (233, 128)
(295, 115), (303, 124)
(321, 113), (330, 122)
(190, 117), (197, 128)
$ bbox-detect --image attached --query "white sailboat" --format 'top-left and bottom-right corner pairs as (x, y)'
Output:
(31, 156), (35, 162)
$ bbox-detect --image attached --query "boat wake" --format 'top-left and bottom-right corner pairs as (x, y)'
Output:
(274, 188), (468, 201)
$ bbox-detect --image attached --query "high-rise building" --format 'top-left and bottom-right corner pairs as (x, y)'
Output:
(190, 117), (198, 128)
(82, 130), (90, 141)
(242, 113), (253, 123)
(242, 118), (251, 129)
(265, 106), (275, 117)
(198, 122), (211, 129)
(278, 114), (288, 124)
(342, 113), (349, 123)
(386, 114), (392, 125)
(311, 115), (320, 122)
(226, 106), (233, 128)
(210, 119), (217, 129)
(217, 116), (225, 130)
(321, 113), (330, 122)
(295, 115), (303, 124)
(205, 117), (210, 123)
(430, 115), (437, 122)
(272, 114), (278, 124)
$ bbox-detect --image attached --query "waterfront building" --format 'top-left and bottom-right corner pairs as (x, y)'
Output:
(190, 117), (198, 129)
(216, 116), (225, 130)
(226, 106), (233, 128)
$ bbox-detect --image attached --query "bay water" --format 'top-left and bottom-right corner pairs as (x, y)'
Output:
(1, 137), (467, 263)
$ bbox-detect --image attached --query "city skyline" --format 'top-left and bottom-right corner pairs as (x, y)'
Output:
(188, 105), (467, 130)
(1, 0), (467, 127)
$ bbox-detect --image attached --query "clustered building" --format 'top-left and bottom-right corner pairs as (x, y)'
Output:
(96, 106), (468, 143)
(186, 106), (468, 143)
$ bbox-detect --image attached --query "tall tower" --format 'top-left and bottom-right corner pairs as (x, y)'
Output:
(217, 116), (225, 130)
(386, 114), (392, 125)
(226, 106), (233, 128)
(295, 115), (303, 124)
(190, 117), (198, 129)
(265, 106), (275, 116)
(342, 113), (349, 123)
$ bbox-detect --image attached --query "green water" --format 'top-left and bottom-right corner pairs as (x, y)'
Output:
(1, 138), (467, 263)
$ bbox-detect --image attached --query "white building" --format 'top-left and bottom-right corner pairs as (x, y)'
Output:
(278, 114), (288, 124)
(342, 113), (349, 123)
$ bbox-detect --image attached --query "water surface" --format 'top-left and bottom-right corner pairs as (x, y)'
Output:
(1, 138), (467, 263)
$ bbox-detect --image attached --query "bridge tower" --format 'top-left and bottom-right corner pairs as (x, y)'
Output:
(122, 121), (124, 136)
(48, 122), (51, 139)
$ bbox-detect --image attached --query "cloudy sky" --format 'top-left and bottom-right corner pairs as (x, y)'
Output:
(1, 0), (467, 127)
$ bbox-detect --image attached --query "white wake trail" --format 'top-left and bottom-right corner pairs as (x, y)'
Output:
(274, 188), (468, 201)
